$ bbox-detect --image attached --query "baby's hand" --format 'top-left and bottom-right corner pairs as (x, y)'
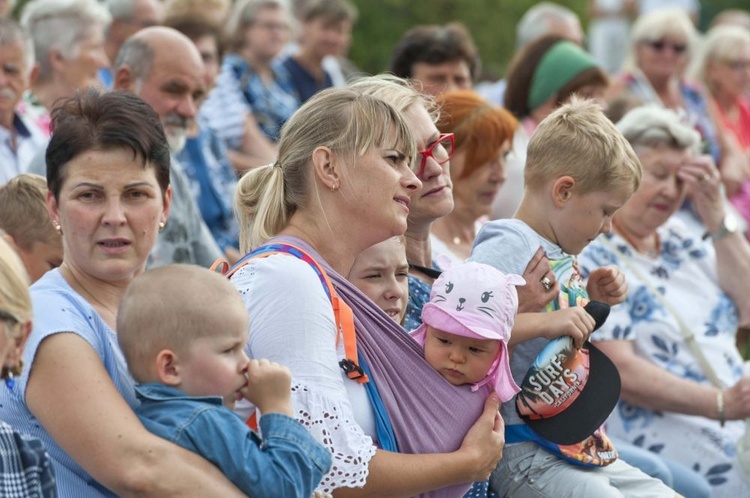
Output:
(543, 307), (595, 349)
(586, 266), (627, 306)
(240, 359), (294, 417)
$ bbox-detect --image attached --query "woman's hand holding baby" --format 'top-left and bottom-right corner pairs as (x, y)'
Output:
(241, 359), (294, 417)
(457, 393), (505, 481)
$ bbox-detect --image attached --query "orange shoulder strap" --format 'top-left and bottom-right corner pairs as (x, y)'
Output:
(211, 243), (369, 430)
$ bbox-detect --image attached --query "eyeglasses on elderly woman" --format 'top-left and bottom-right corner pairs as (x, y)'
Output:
(414, 133), (455, 178)
(643, 39), (687, 55)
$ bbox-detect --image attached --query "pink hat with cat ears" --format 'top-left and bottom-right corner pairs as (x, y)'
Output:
(411, 262), (525, 402)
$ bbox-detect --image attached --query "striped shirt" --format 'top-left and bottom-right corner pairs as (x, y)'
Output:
(0, 269), (136, 497)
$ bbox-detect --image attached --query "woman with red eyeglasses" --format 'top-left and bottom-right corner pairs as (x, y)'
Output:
(349, 76), (459, 331)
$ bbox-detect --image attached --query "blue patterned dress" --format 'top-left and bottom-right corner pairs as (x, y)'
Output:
(579, 218), (750, 496)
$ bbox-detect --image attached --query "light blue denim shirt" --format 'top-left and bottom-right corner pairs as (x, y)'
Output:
(135, 383), (332, 498)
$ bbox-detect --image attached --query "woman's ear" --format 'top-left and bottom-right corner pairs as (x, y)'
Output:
(155, 350), (181, 386)
(161, 185), (173, 226)
(311, 146), (340, 192)
(46, 190), (60, 228)
(552, 175), (576, 208)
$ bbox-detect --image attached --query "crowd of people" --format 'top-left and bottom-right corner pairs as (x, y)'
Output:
(1, 0), (750, 497)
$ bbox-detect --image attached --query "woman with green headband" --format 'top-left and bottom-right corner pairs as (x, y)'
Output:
(491, 35), (609, 220)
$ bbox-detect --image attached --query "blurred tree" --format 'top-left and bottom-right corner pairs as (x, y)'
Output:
(347, 0), (750, 80)
(348, 0), (588, 80)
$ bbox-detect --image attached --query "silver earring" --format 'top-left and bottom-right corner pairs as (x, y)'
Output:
(158, 221), (166, 232)
(54, 223), (63, 236)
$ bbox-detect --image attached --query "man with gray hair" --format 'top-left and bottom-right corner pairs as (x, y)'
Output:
(0, 18), (46, 184)
(19, 0), (111, 132)
(113, 26), (223, 268)
(101, 0), (163, 87)
(516, 2), (584, 50)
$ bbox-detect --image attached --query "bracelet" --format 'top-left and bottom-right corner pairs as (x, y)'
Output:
(717, 389), (725, 428)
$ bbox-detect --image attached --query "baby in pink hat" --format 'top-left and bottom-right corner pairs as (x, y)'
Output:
(410, 262), (525, 402)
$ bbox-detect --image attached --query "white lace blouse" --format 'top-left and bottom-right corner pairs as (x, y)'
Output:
(232, 254), (377, 492)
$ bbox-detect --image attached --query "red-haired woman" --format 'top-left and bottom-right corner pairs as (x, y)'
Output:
(431, 90), (518, 263)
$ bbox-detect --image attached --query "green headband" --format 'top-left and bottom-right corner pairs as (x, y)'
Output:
(528, 41), (598, 110)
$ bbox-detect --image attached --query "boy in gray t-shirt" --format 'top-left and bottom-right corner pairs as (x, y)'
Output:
(471, 98), (677, 497)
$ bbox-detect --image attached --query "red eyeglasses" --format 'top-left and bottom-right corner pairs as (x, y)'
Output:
(414, 133), (455, 178)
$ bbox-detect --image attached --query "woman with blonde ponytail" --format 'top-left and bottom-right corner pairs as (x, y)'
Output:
(231, 85), (506, 497)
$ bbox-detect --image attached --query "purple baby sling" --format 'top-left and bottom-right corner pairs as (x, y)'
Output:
(275, 236), (492, 498)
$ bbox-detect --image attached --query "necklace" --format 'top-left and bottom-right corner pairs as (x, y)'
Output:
(612, 219), (661, 258)
(61, 264), (119, 319)
(408, 262), (442, 279)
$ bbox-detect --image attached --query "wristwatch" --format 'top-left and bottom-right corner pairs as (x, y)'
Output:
(704, 213), (738, 241)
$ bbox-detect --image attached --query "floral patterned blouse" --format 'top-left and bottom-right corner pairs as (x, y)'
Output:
(579, 217), (749, 495)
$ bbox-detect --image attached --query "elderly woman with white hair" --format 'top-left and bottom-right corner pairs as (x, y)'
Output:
(691, 25), (750, 235)
(19, 0), (111, 136)
(609, 9), (722, 166)
(580, 105), (750, 496)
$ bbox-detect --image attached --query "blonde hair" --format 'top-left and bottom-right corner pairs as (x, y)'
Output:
(0, 174), (58, 252)
(117, 264), (247, 382)
(348, 74), (438, 121)
(525, 96), (642, 195)
(235, 86), (416, 253)
(0, 236), (32, 340)
(690, 25), (750, 93)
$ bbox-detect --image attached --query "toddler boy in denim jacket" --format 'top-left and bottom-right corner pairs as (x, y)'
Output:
(117, 264), (332, 498)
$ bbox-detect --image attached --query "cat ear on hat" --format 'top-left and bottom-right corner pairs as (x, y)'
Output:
(506, 274), (526, 287)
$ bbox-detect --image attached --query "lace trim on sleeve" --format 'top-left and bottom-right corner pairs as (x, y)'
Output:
(291, 382), (377, 492)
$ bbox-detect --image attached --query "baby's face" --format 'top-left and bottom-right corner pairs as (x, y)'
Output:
(349, 237), (409, 324)
(423, 326), (500, 386)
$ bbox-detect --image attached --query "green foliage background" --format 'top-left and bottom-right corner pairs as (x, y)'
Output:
(11, 0), (750, 80)
(346, 0), (750, 80)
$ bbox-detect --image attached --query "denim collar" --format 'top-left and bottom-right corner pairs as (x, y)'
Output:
(135, 382), (224, 406)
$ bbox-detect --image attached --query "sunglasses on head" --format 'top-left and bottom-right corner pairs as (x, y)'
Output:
(645, 39), (687, 54)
